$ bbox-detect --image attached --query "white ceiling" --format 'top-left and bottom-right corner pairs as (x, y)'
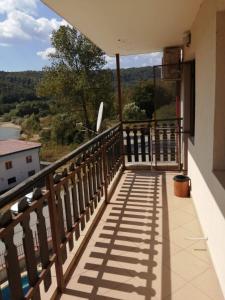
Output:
(42, 0), (203, 56)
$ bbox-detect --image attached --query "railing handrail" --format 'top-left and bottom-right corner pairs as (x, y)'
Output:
(122, 117), (183, 124)
(0, 122), (121, 208)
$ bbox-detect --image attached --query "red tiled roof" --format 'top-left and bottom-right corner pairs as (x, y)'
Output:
(0, 139), (41, 156)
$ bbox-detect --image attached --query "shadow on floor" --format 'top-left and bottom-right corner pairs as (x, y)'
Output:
(59, 170), (172, 300)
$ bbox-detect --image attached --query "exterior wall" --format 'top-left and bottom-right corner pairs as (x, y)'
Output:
(0, 148), (40, 192)
(183, 0), (225, 296)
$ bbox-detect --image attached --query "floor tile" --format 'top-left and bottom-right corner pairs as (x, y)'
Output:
(166, 249), (209, 281)
(164, 283), (212, 300)
(190, 268), (225, 300)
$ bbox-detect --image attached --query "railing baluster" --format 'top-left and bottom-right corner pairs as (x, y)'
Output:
(77, 159), (86, 231)
(0, 211), (24, 300)
(141, 128), (146, 162)
(125, 127), (132, 162)
(69, 163), (80, 240)
(133, 127), (139, 162)
(20, 210), (41, 300)
(55, 184), (67, 263)
(102, 143), (108, 203)
(62, 170), (74, 251)
(35, 202), (52, 291)
(82, 157), (90, 220)
(170, 123), (176, 161)
(91, 149), (98, 208)
(99, 145), (104, 196)
(163, 123), (168, 161)
(96, 149), (101, 203)
(155, 122), (160, 162)
(87, 153), (94, 214)
(147, 125), (151, 163)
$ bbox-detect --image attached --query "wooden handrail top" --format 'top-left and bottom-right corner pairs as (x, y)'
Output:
(122, 118), (183, 124)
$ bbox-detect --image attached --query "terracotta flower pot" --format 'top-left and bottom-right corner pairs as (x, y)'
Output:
(173, 175), (190, 198)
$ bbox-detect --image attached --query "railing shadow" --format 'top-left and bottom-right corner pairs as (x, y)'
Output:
(60, 170), (171, 300)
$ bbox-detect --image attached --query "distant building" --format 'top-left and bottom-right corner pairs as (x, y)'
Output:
(0, 139), (41, 193)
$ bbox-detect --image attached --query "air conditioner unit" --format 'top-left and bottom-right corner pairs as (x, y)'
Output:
(162, 47), (182, 80)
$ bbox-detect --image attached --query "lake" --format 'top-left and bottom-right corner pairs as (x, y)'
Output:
(0, 126), (21, 140)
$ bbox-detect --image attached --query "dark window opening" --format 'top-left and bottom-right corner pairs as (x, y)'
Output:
(8, 177), (16, 185)
(26, 155), (32, 163)
(28, 170), (35, 177)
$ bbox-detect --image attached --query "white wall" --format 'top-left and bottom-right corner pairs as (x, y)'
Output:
(0, 148), (40, 192)
(183, 0), (225, 296)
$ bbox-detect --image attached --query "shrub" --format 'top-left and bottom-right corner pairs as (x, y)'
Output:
(123, 102), (146, 121)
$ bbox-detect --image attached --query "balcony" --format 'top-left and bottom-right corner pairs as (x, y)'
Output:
(0, 120), (223, 300)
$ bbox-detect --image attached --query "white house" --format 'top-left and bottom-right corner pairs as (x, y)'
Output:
(0, 139), (41, 193)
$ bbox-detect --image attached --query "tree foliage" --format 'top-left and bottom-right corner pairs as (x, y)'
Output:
(132, 81), (172, 119)
(37, 26), (114, 129)
(123, 102), (146, 121)
(50, 114), (85, 145)
(21, 114), (40, 135)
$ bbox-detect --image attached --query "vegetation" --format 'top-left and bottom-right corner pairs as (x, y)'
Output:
(21, 114), (41, 137)
(123, 103), (146, 121)
(37, 26), (114, 130)
(0, 26), (178, 162)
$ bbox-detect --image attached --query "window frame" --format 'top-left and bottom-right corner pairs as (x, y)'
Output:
(5, 161), (13, 170)
(8, 177), (16, 185)
(26, 155), (32, 163)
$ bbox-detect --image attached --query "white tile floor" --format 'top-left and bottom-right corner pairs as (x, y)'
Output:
(59, 170), (224, 300)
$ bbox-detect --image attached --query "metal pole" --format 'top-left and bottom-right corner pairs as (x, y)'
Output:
(116, 54), (123, 122)
(116, 53), (125, 169)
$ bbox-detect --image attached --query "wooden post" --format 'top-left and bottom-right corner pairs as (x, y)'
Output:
(116, 54), (122, 122)
(116, 53), (125, 169)
(102, 143), (108, 203)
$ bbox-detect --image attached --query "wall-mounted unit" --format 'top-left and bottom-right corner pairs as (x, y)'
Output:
(162, 46), (182, 80)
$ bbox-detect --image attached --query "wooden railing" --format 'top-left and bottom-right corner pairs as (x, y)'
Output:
(0, 118), (182, 299)
(0, 123), (123, 300)
(123, 118), (182, 170)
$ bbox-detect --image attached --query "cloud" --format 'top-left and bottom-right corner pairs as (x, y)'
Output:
(104, 55), (116, 68)
(0, 0), (69, 46)
(105, 52), (162, 69)
(0, 10), (66, 43)
(37, 47), (56, 60)
(0, 0), (38, 15)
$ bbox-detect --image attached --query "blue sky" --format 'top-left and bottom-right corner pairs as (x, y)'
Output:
(0, 0), (162, 71)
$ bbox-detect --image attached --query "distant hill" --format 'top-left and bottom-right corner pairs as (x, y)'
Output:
(0, 66), (155, 115)
(0, 71), (43, 102)
(111, 66), (154, 86)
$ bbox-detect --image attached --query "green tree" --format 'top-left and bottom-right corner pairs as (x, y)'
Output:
(37, 26), (114, 129)
(132, 81), (172, 119)
(123, 102), (146, 121)
(50, 113), (85, 145)
(21, 114), (40, 135)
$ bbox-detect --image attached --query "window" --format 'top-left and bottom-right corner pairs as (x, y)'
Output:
(8, 177), (16, 185)
(26, 155), (32, 163)
(28, 170), (35, 177)
(5, 161), (12, 170)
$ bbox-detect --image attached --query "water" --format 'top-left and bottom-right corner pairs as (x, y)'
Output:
(1, 275), (30, 299)
(0, 127), (20, 140)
